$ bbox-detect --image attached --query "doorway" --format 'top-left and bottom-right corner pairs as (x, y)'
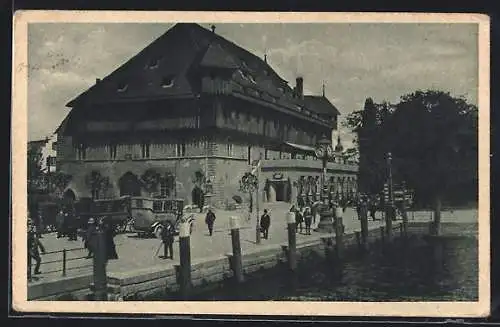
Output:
(119, 172), (141, 196)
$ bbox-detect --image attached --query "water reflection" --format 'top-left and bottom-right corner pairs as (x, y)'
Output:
(186, 234), (478, 302)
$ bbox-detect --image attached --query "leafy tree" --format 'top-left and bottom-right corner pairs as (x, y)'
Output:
(140, 168), (161, 195)
(85, 170), (109, 199)
(344, 90), (478, 235)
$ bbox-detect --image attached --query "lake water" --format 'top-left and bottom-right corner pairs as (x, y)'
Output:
(185, 232), (479, 302)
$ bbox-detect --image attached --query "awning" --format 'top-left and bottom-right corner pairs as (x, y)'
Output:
(284, 142), (316, 153)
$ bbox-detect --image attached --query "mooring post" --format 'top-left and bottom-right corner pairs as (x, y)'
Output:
(62, 249), (67, 277)
(229, 215), (244, 283)
(178, 221), (192, 300)
(334, 206), (344, 259)
(355, 231), (361, 250)
(399, 222), (404, 238)
(359, 200), (369, 250)
(380, 226), (385, 245)
(286, 211), (297, 271)
(92, 229), (108, 301)
(28, 253), (32, 282)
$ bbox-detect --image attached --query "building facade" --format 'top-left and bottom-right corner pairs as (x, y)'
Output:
(55, 23), (357, 208)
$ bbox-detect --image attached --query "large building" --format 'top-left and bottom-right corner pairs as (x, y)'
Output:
(55, 23), (358, 208)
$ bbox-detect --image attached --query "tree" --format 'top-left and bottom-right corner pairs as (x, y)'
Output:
(85, 170), (109, 200)
(239, 172), (258, 213)
(344, 90), (478, 235)
(140, 169), (161, 196)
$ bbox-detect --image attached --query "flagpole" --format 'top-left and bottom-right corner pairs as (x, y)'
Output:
(255, 153), (262, 245)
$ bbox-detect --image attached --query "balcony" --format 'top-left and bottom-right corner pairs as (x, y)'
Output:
(261, 159), (358, 173)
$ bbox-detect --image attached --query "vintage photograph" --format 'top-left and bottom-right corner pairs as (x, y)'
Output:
(12, 12), (490, 316)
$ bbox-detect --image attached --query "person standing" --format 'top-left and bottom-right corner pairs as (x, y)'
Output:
(369, 195), (378, 221)
(66, 210), (78, 241)
(56, 209), (65, 238)
(295, 209), (303, 234)
(205, 209), (216, 236)
(84, 217), (96, 258)
(160, 222), (175, 259)
(260, 209), (271, 240)
(28, 218), (46, 276)
(102, 217), (118, 260)
(303, 207), (313, 235)
(36, 208), (44, 238)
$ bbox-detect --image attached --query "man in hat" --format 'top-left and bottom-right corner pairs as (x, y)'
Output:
(160, 222), (175, 260)
(205, 208), (216, 236)
(28, 218), (46, 276)
(303, 207), (313, 235)
(84, 217), (96, 258)
(260, 209), (271, 240)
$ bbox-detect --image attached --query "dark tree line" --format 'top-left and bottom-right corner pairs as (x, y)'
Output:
(344, 90), (478, 212)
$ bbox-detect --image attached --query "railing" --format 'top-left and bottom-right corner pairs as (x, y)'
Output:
(28, 246), (93, 281)
(261, 159), (358, 172)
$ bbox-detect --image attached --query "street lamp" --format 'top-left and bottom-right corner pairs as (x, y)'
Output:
(314, 135), (335, 233)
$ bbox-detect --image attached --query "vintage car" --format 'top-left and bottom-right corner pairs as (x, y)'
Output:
(76, 196), (193, 238)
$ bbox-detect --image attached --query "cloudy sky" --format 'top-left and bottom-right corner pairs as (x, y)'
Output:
(27, 22), (478, 146)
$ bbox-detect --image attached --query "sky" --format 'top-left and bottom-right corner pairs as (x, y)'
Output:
(27, 22), (478, 147)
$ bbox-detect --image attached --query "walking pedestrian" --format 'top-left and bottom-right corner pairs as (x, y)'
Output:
(84, 217), (96, 258)
(160, 222), (175, 259)
(260, 209), (271, 239)
(36, 208), (44, 238)
(295, 209), (303, 234)
(304, 207), (313, 235)
(205, 209), (216, 236)
(28, 218), (46, 276)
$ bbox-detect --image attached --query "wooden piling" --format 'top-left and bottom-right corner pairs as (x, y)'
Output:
(359, 201), (369, 250)
(92, 230), (107, 301)
(178, 222), (192, 300)
(334, 206), (344, 259)
(380, 226), (385, 245)
(385, 206), (393, 242)
(286, 212), (297, 271)
(229, 216), (244, 283)
(62, 249), (67, 277)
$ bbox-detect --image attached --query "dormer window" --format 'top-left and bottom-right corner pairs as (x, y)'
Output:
(147, 58), (160, 69)
(161, 75), (175, 88)
(246, 72), (256, 84)
(117, 83), (128, 92)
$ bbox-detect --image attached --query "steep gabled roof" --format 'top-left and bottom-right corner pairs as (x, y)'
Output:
(65, 23), (341, 121)
(303, 95), (341, 116)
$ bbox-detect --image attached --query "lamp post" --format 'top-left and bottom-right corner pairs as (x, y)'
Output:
(314, 135), (335, 233)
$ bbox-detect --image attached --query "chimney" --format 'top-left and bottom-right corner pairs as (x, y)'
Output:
(296, 77), (304, 100)
(96, 78), (101, 84)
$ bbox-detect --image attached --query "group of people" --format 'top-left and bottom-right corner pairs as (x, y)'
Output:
(27, 210), (120, 279)
(55, 209), (79, 241)
(290, 205), (315, 235)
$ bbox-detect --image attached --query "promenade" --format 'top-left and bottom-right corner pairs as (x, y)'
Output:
(29, 203), (478, 285)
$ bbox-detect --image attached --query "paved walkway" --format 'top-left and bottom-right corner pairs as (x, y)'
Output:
(28, 204), (478, 284)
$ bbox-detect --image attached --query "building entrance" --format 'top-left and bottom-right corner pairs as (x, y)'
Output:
(267, 179), (291, 203)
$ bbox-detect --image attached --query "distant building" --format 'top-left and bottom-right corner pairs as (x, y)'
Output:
(55, 23), (357, 207)
(28, 134), (57, 174)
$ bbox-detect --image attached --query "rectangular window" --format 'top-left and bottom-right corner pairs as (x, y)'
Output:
(108, 143), (117, 159)
(46, 156), (56, 167)
(176, 142), (186, 157)
(141, 142), (150, 158)
(160, 180), (169, 197)
(52, 142), (57, 151)
(153, 200), (162, 212)
(264, 149), (268, 160)
(227, 143), (233, 157)
(77, 143), (86, 160)
(247, 146), (251, 164)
